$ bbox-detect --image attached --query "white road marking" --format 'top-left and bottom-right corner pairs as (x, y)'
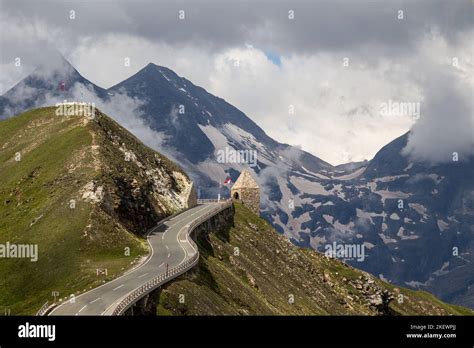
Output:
(138, 272), (149, 278)
(53, 203), (226, 316)
(113, 284), (124, 291)
(89, 298), (101, 304)
(159, 262), (164, 267)
(165, 245), (169, 251)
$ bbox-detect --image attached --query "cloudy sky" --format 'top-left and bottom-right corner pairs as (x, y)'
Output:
(0, 0), (472, 165)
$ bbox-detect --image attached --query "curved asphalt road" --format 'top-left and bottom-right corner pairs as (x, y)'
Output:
(49, 203), (221, 315)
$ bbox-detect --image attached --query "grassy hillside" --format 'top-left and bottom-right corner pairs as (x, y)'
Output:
(0, 107), (193, 314)
(156, 203), (473, 315)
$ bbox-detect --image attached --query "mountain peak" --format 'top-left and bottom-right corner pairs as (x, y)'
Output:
(143, 62), (158, 70)
(0, 53), (107, 118)
(138, 62), (180, 81)
(31, 52), (79, 77)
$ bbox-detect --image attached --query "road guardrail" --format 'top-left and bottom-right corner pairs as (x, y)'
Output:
(110, 201), (232, 315)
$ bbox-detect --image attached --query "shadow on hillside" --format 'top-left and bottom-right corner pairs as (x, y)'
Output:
(191, 223), (234, 293)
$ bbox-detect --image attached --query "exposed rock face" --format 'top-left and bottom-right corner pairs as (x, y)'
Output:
(180, 177), (197, 209)
(231, 169), (260, 215)
(348, 275), (394, 315)
(89, 111), (195, 235)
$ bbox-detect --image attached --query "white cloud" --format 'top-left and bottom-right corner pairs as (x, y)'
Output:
(205, 47), (421, 164)
(402, 31), (474, 163)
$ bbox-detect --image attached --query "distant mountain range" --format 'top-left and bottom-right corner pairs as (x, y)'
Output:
(2, 106), (470, 316)
(1, 57), (473, 308)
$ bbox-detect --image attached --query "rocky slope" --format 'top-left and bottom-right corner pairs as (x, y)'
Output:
(0, 106), (194, 314)
(154, 203), (472, 316)
(1, 59), (473, 308)
(290, 133), (474, 308)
